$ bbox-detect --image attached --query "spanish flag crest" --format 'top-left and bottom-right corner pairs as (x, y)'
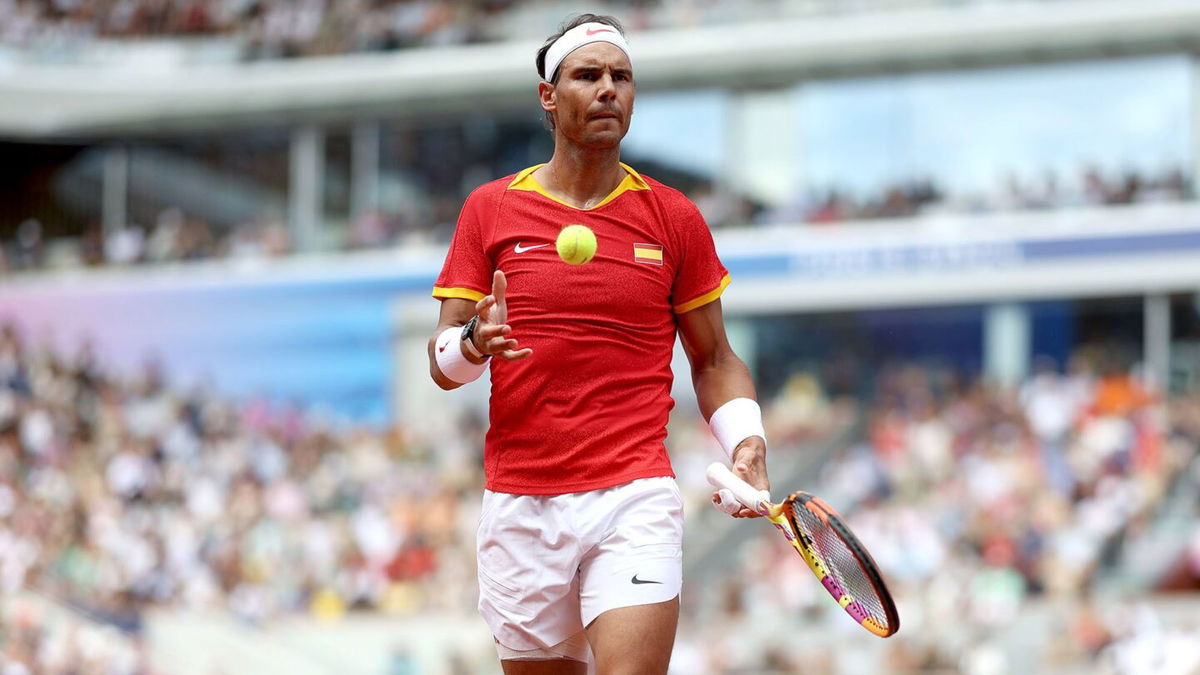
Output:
(633, 243), (663, 265)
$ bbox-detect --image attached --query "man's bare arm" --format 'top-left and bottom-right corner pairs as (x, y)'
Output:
(677, 298), (769, 517)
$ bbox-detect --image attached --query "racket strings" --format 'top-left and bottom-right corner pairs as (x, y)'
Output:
(789, 502), (892, 629)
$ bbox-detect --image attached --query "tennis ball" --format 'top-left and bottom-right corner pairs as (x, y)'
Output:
(556, 224), (597, 265)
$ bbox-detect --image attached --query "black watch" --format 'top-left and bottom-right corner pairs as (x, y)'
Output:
(460, 315), (487, 359)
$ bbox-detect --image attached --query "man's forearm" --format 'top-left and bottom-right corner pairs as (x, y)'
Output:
(694, 351), (769, 499)
(691, 351), (757, 422)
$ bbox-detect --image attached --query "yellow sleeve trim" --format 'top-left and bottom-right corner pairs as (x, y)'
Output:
(432, 286), (486, 302)
(673, 274), (731, 313)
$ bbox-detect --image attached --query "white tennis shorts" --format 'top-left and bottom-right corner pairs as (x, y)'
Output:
(476, 476), (683, 652)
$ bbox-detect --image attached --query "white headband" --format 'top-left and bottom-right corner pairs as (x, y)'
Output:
(542, 22), (632, 83)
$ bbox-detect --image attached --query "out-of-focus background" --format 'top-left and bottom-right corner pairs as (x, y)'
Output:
(3, 1), (1200, 673)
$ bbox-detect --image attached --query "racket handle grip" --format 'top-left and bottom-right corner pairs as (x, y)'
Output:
(706, 462), (771, 511)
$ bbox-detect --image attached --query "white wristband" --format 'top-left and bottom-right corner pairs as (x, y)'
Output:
(708, 397), (766, 459)
(435, 326), (488, 384)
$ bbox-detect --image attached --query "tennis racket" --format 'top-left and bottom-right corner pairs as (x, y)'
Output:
(707, 462), (899, 638)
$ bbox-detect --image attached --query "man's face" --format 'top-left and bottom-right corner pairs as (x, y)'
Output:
(542, 42), (635, 149)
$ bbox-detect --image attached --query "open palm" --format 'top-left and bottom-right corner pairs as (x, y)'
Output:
(472, 270), (531, 361)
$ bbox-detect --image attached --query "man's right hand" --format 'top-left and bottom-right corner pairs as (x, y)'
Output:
(712, 437), (769, 518)
(472, 270), (532, 362)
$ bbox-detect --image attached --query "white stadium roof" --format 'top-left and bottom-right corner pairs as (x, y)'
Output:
(2, 0), (1200, 138)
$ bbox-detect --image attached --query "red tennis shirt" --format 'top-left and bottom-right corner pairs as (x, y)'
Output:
(433, 163), (730, 495)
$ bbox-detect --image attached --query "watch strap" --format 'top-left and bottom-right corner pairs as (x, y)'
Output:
(461, 316), (487, 359)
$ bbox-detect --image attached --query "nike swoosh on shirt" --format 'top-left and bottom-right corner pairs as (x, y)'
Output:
(631, 574), (662, 585)
(514, 243), (550, 254)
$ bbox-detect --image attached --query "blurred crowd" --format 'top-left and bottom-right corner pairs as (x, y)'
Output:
(671, 354), (1200, 673)
(0, 320), (835, 673)
(3, 163), (1194, 275)
(1, 206), (447, 273)
(1, 0), (1100, 62)
(1, 214), (285, 273)
(1, 597), (150, 675)
(0, 321), (488, 672)
(1, 310), (1198, 673)
(737, 165), (1193, 228)
(1, 0), (513, 58)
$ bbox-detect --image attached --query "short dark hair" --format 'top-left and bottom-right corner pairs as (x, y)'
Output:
(535, 13), (627, 130)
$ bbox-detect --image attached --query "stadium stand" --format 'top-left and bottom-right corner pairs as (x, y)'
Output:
(1, 163), (1192, 274)
(1, 0), (1119, 63)
(676, 357), (1200, 672)
(1, 317), (1197, 672)
(4, 0), (1200, 672)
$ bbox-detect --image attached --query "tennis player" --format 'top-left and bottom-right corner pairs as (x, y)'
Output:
(427, 14), (770, 674)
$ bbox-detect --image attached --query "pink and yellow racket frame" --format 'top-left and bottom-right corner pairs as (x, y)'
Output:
(707, 463), (898, 638)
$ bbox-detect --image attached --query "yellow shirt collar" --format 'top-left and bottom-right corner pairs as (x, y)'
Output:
(507, 162), (650, 211)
